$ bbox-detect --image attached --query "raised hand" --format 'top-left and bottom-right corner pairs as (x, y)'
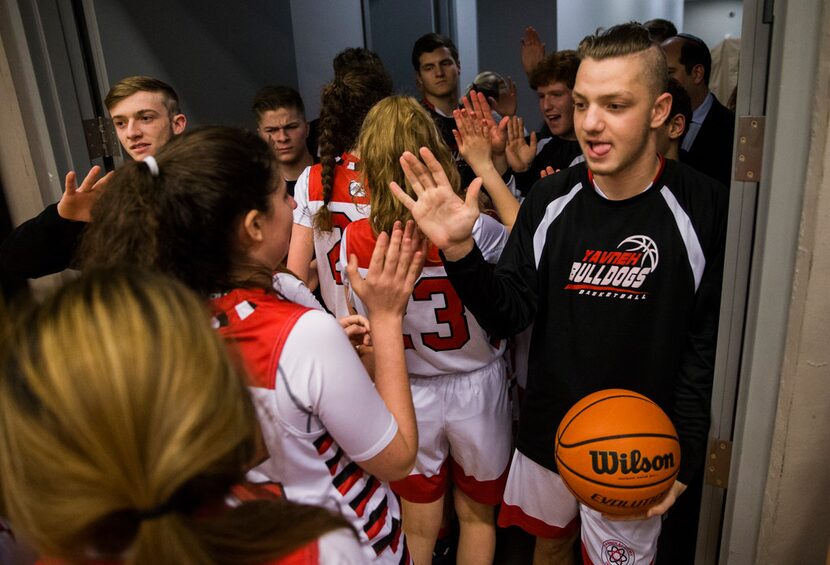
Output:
(453, 110), (520, 230)
(505, 116), (537, 173)
(521, 26), (546, 76)
(452, 108), (492, 171)
(391, 148), (481, 260)
(346, 220), (425, 319)
(58, 166), (114, 222)
(540, 165), (559, 178)
(460, 91), (507, 156)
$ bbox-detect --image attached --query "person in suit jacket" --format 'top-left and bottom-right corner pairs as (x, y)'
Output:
(662, 33), (735, 188)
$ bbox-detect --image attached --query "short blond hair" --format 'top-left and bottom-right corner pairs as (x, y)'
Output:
(577, 22), (668, 98)
(104, 75), (181, 115)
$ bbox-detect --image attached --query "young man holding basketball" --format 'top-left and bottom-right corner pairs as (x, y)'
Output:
(392, 23), (727, 565)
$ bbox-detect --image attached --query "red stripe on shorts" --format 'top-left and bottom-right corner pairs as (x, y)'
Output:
(451, 459), (508, 505)
(497, 502), (581, 539)
(390, 461), (449, 503)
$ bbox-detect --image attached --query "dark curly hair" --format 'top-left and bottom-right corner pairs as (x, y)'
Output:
(313, 50), (393, 231)
(80, 127), (280, 295)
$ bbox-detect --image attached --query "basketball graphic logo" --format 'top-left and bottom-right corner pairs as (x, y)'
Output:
(617, 235), (659, 271)
(555, 389), (680, 516)
(565, 234), (660, 298)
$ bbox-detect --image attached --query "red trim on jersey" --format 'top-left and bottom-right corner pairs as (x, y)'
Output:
(333, 462), (364, 496)
(349, 476), (382, 517)
(344, 219), (445, 269)
(211, 289), (310, 390)
(390, 518), (404, 553)
(390, 461), (449, 503)
(232, 482), (285, 502)
(313, 433), (334, 455)
(325, 447), (344, 475)
(587, 153), (666, 191)
(263, 540), (320, 565)
(38, 545), (321, 565)
(497, 503), (580, 539)
(307, 153), (369, 204)
(420, 98), (437, 112)
(424, 244), (443, 267)
(450, 459), (508, 505)
(364, 502), (389, 539)
(371, 516), (405, 557)
(342, 219), (377, 268)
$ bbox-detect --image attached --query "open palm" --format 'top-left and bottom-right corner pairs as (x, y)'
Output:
(390, 148), (481, 259)
(506, 116), (537, 172)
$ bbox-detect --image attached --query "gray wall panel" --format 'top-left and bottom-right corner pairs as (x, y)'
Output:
(476, 0), (555, 132)
(367, 0), (435, 98)
(92, 0), (297, 129)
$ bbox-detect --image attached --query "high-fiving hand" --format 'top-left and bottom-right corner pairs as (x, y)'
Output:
(346, 220), (425, 319)
(58, 166), (114, 222)
(505, 116), (537, 173)
(390, 148), (481, 261)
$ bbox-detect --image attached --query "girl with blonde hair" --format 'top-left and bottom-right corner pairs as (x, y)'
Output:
(0, 268), (364, 564)
(80, 127), (422, 563)
(340, 96), (512, 565)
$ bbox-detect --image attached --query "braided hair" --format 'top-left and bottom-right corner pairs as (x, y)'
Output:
(313, 51), (393, 231)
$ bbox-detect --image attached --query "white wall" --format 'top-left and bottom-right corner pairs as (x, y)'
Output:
(683, 1), (743, 49)
(556, 0), (683, 49)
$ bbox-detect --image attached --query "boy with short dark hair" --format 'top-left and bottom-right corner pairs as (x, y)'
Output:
(251, 85), (314, 196)
(412, 33), (461, 153)
(657, 77), (693, 161)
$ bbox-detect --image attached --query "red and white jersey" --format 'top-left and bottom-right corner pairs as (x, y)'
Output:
(35, 484), (368, 565)
(341, 215), (508, 377)
(229, 484), (368, 565)
(211, 289), (408, 564)
(293, 153), (370, 318)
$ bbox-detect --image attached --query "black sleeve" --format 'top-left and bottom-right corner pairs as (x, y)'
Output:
(443, 194), (543, 338)
(512, 168), (539, 197)
(673, 188), (728, 484)
(0, 203), (85, 278)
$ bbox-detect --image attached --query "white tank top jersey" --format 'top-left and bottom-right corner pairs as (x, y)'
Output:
(293, 153), (370, 318)
(341, 214), (509, 377)
(211, 289), (408, 563)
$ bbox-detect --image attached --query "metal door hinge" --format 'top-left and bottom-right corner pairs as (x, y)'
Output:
(734, 116), (765, 182)
(704, 438), (732, 488)
(82, 116), (120, 160)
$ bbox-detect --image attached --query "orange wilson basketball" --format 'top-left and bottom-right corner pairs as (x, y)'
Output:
(555, 389), (680, 516)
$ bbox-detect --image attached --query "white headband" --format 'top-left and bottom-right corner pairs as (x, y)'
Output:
(143, 155), (160, 177)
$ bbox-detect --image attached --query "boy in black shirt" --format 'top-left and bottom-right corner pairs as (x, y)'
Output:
(392, 23), (726, 565)
(0, 76), (186, 278)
